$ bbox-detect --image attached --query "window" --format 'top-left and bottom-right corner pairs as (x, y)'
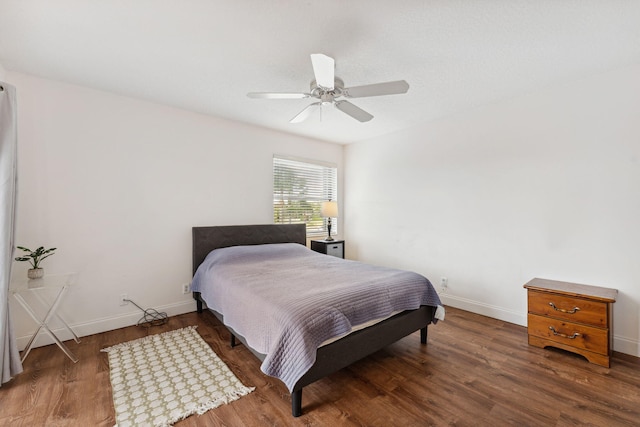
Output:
(273, 156), (337, 236)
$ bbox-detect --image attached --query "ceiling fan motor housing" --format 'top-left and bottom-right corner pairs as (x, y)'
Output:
(311, 77), (345, 103)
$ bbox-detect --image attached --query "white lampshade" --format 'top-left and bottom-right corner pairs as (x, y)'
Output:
(321, 201), (338, 218)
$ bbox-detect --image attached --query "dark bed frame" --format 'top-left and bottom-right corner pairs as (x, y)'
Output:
(192, 224), (436, 417)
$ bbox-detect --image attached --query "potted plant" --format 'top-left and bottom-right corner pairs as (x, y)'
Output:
(15, 246), (57, 279)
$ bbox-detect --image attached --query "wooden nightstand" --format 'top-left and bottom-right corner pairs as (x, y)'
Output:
(523, 278), (617, 367)
(310, 239), (345, 259)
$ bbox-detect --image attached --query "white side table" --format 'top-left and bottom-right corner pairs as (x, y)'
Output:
(11, 273), (81, 363)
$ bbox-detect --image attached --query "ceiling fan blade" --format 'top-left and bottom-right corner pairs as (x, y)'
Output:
(334, 100), (373, 122)
(343, 80), (409, 98)
(290, 102), (321, 123)
(310, 54), (335, 90)
(247, 92), (310, 99)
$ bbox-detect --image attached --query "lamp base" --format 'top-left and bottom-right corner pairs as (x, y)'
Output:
(326, 219), (334, 241)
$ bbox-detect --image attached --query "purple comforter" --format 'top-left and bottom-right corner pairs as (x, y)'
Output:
(191, 243), (442, 392)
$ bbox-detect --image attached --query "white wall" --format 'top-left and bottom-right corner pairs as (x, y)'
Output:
(8, 72), (343, 347)
(345, 64), (640, 357)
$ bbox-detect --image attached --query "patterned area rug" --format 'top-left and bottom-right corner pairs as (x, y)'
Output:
(102, 326), (254, 427)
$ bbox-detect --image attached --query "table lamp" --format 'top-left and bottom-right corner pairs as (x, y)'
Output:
(321, 200), (338, 241)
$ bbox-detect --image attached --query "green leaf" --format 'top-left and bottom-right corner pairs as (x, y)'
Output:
(14, 245), (56, 268)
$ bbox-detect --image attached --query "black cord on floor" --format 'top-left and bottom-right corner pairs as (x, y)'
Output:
(124, 299), (168, 327)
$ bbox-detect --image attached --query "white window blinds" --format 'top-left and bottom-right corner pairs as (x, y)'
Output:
(273, 156), (338, 235)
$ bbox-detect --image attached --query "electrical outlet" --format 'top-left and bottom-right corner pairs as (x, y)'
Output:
(182, 283), (190, 294)
(440, 277), (448, 292)
(120, 293), (128, 306)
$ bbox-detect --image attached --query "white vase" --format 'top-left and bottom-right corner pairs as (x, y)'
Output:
(28, 268), (44, 279)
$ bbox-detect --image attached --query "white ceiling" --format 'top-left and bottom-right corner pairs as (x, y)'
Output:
(1, 1), (639, 144)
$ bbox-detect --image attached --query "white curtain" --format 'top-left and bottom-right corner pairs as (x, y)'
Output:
(0, 82), (23, 385)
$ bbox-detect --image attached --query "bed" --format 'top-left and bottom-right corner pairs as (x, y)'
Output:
(191, 224), (443, 417)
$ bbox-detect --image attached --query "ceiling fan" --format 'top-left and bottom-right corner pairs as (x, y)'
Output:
(247, 54), (409, 123)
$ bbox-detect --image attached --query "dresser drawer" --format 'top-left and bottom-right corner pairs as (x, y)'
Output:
(527, 290), (608, 328)
(311, 239), (345, 259)
(527, 314), (609, 355)
(325, 242), (344, 258)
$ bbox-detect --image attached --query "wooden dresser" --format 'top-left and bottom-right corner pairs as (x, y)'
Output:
(523, 278), (617, 367)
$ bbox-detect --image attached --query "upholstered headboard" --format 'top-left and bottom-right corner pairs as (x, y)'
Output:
(192, 224), (307, 275)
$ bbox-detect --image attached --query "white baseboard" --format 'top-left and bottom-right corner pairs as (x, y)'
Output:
(611, 334), (640, 357)
(18, 295), (640, 359)
(439, 294), (639, 358)
(16, 300), (196, 351)
(440, 294), (527, 326)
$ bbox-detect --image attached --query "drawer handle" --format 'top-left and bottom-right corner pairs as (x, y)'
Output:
(548, 326), (581, 339)
(548, 302), (580, 314)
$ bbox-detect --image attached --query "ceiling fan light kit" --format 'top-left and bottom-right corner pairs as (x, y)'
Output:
(247, 53), (409, 123)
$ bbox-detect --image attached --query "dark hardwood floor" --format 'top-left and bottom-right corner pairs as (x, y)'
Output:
(1, 306), (638, 426)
